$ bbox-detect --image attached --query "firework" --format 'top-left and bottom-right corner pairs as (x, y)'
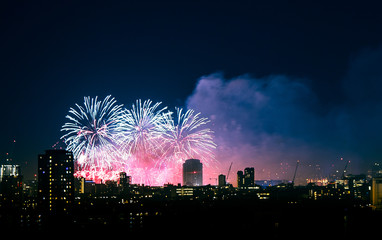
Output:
(159, 108), (217, 183)
(118, 99), (168, 156)
(61, 96), (217, 185)
(116, 99), (169, 185)
(61, 95), (124, 182)
(162, 107), (216, 163)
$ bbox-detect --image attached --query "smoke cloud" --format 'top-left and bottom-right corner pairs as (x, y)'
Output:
(186, 47), (382, 184)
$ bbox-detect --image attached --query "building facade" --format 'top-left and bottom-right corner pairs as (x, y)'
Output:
(237, 170), (244, 188)
(0, 165), (21, 181)
(244, 167), (255, 187)
(371, 177), (382, 210)
(218, 174), (226, 187)
(237, 167), (255, 189)
(183, 159), (203, 186)
(0, 164), (23, 207)
(38, 149), (74, 219)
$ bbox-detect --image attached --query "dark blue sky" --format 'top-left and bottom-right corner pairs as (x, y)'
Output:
(1, 1), (382, 179)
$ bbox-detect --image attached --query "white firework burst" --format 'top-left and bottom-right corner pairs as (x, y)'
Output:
(61, 95), (124, 172)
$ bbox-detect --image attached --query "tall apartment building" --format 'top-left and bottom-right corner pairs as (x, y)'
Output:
(38, 149), (74, 219)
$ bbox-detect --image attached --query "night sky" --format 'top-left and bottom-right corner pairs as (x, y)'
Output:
(2, 1), (382, 182)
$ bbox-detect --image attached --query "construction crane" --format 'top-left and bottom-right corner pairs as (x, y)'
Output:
(291, 160), (300, 187)
(342, 158), (350, 179)
(226, 162), (233, 182)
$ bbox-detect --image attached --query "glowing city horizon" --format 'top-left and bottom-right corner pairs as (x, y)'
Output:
(60, 95), (217, 185)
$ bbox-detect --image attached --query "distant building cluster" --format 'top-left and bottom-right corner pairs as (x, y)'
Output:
(1, 149), (382, 233)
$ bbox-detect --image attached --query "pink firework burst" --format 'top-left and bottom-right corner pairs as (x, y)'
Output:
(61, 97), (217, 185)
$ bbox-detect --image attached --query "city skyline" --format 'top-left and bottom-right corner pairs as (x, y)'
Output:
(1, 146), (382, 236)
(2, 2), (382, 235)
(1, 148), (381, 235)
(3, 150), (381, 188)
(2, 1), (382, 184)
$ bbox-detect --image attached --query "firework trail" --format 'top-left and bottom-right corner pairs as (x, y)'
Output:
(61, 96), (217, 185)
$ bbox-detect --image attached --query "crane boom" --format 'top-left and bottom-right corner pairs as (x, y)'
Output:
(227, 162), (233, 181)
(342, 159), (350, 179)
(292, 160), (300, 186)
